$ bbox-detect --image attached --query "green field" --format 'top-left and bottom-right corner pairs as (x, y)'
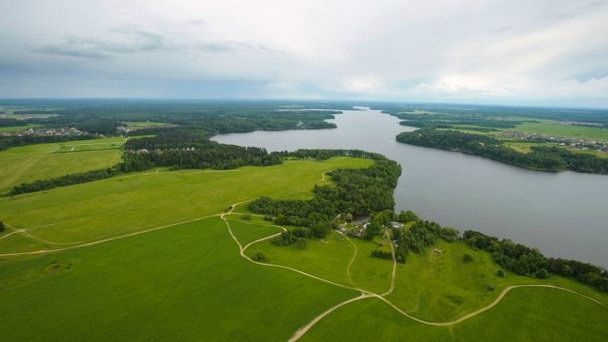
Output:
(512, 121), (608, 141)
(0, 137), (125, 193)
(0, 123), (41, 132)
(0, 157), (371, 251)
(301, 287), (608, 341)
(124, 121), (174, 129)
(1, 155), (607, 341)
(0, 217), (357, 341)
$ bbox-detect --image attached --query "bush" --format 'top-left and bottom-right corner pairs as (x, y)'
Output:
(439, 227), (460, 242)
(371, 249), (392, 260)
(263, 215), (273, 222)
(486, 284), (496, 291)
(535, 268), (549, 279)
(496, 269), (505, 277)
(463, 253), (474, 263)
(0, 221), (5, 232)
(241, 213), (252, 220)
(251, 252), (268, 262)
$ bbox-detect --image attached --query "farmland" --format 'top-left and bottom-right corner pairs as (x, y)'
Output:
(1, 152), (607, 341)
(0, 157), (371, 251)
(0, 137), (124, 193)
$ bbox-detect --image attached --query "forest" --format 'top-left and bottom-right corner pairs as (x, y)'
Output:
(396, 129), (608, 173)
(249, 150), (402, 240)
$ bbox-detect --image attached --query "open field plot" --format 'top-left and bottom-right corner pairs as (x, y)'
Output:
(0, 218), (356, 341)
(0, 137), (125, 193)
(245, 231), (355, 286)
(0, 123), (42, 132)
(301, 286), (608, 341)
(124, 121), (175, 129)
(512, 121), (608, 141)
(0, 157), (371, 251)
(386, 239), (608, 322)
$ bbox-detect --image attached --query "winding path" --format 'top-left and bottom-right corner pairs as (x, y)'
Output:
(2, 198), (605, 340)
(221, 203), (606, 341)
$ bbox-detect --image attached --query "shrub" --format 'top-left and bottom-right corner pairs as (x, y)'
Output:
(463, 253), (474, 263)
(251, 252), (268, 262)
(535, 268), (549, 279)
(241, 213), (252, 220)
(263, 215), (273, 222)
(0, 221), (5, 232)
(496, 269), (505, 277)
(371, 249), (392, 260)
(486, 284), (496, 291)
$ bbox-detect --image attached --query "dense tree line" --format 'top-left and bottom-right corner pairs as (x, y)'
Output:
(10, 167), (122, 195)
(0, 118), (27, 127)
(0, 134), (98, 151)
(122, 130), (282, 171)
(248, 150), (402, 239)
(396, 129), (608, 173)
(462, 230), (608, 292)
(376, 102), (608, 127)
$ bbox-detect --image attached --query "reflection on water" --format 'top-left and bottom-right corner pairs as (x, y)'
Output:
(213, 109), (608, 266)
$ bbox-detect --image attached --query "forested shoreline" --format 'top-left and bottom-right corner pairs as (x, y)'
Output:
(396, 129), (608, 174)
(249, 150), (402, 240)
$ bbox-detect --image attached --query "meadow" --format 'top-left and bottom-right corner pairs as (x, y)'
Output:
(0, 217), (357, 341)
(1, 155), (607, 341)
(0, 123), (41, 132)
(0, 137), (124, 193)
(512, 121), (608, 141)
(0, 157), (371, 252)
(300, 287), (608, 341)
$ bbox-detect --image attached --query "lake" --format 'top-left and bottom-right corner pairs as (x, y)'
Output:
(213, 108), (608, 267)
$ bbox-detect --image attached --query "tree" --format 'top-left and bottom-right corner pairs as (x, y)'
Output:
(344, 213), (353, 222)
(439, 227), (459, 242)
(535, 268), (549, 279)
(496, 269), (505, 277)
(398, 210), (419, 223)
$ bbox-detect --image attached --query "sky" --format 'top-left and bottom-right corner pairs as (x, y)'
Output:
(1, 0), (607, 107)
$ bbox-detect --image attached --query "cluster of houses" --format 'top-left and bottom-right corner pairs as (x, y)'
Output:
(501, 130), (608, 153)
(0, 127), (85, 138)
(338, 220), (403, 238)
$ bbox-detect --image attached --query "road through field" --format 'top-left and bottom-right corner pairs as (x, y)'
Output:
(222, 203), (606, 341)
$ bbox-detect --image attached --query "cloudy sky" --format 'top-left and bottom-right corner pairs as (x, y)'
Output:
(1, 0), (607, 107)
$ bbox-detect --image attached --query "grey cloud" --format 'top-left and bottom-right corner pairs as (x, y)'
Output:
(33, 25), (281, 60)
(187, 19), (206, 26)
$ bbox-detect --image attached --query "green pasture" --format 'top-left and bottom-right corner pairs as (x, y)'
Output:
(386, 239), (607, 322)
(0, 137), (124, 193)
(0, 157), (371, 251)
(512, 121), (608, 141)
(0, 218), (356, 341)
(0, 123), (41, 132)
(301, 286), (608, 341)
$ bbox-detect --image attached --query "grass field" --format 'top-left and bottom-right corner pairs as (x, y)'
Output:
(0, 217), (357, 341)
(0, 137), (125, 193)
(512, 121), (608, 141)
(124, 121), (175, 129)
(0, 123), (41, 132)
(386, 239), (608, 322)
(301, 287), (608, 341)
(0, 157), (372, 251)
(1, 154), (607, 340)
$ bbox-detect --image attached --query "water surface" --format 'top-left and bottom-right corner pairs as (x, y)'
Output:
(213, 109), (608, 266)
